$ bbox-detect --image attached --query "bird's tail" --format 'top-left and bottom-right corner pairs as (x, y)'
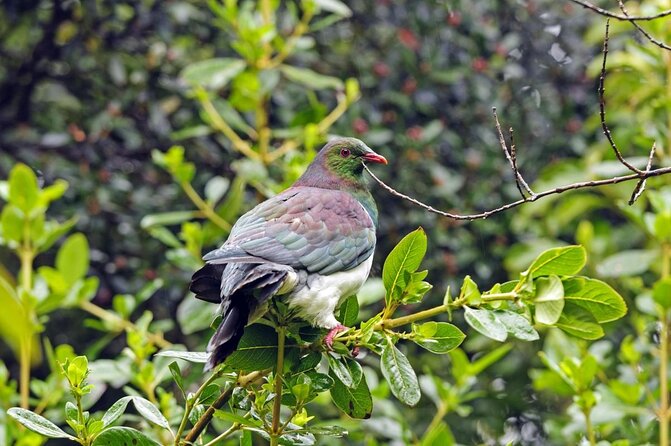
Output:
(190, 262), (294, 371)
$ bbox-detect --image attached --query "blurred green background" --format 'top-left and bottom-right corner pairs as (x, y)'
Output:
(1, 0), (670, 444)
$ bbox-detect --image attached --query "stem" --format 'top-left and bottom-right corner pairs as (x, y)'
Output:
(180, 181), (231, 231)
(583, 407), (596, 446)
(380, 304), (449, 329)
(174, 369), (226, 445)
(480, 292), (518, 302)
(196, 88), (260, 161)
(423, 402), (448, 438)
(203, 422), (242, 446)
(79, 301), (171, 349)
(660, 315), (669, 446)
(184, 370), (266, 444)
(19, 242), (34, 409)
(270, 326), (286, 445)
(661, 244), (670, 446)
(255, 97), (270, 163)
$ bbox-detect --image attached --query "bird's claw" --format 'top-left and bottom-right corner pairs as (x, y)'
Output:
(324, 324), (347, 349)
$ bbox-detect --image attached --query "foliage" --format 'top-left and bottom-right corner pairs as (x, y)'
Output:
(1, 0), (670, 445)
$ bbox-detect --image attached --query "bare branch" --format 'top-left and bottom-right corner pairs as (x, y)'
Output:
(629, 143), (657, 205)
(599, 20), (645, 176)
(364, 163), (671, 221)
(618, 0), (671, 51)
(569, 0), (671, 20)
(493, 107), (535, 199)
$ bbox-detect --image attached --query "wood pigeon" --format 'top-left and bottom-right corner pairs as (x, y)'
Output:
(190, 138), (387, 370)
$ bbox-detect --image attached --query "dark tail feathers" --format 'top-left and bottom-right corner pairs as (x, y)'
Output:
(205, 304), (249, 371)
(190, 262), (293, 371)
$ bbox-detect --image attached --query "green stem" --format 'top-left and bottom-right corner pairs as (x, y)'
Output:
(583, 407), (596, 446)
(203, 422), (242, 446)
(79, 301), (171, 348)
(19, 244), (33, 409)
(270, 326), (287, 445)
(423, 402), (448, 439)
(661, 244), (670, 446)
(180, 181), (231, 231)
(174, 369), (226, 445)
(381, 304), (449, 329)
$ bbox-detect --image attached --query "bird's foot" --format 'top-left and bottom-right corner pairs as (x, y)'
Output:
(324, 324), (348, 349)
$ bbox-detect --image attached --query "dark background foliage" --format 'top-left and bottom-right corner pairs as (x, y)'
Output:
(2, 0), (666, 444)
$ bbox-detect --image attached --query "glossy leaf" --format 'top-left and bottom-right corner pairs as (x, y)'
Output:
(411, 322), (465, 354)
(526, 245), (586, 278)
(92, 427), (160, 445)
(181, 58), (246, 90)
(495, 310), (539, 341)
(381, 341), (421, 406)
(382, 228), (427, 304)
(7, 408), (76, 440)
(329, 370), (372, 419)
(56, 233), (89, 285)
(279, 65), (343, 90)
(534, 275), (564, 325)
(463, 307), (507, 342)
(562, 277), (627, 323)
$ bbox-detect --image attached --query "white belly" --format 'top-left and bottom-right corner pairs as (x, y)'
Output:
(285, 255), (374, 328)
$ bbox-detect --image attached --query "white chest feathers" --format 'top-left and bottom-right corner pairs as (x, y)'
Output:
(284, 254), (374, 329)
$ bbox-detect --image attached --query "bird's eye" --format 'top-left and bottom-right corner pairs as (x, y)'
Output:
(340, 148), (351, 158)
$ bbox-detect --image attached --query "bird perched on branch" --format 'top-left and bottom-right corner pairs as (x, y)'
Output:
(190, 137), (387, 370)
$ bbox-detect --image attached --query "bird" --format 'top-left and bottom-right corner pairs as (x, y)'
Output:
(189, 137), (387, 371)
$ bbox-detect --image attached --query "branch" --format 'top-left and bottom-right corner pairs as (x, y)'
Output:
(568, 0), (671, 20)
(183, 370), (267, 444)
(493, 108), (535, 199)
(599, 20), (644, 176)
(618, 0), (671, 51)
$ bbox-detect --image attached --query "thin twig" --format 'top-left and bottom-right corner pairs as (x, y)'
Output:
(493, 108), (535, 198)
(568, 0), (671, 20)
(599, 20), (644, 176)
(183, 370), (267, 444)
(629, 143), (657, 205)
(618, 0), (671, 51)
(364, 163), (671, 221)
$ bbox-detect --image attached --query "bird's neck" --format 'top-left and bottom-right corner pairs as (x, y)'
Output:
(294, 168), (378, 226)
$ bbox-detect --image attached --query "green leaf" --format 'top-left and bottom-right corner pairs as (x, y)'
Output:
(534, 275), (565, 325)
(314, 0), (352, 17)
(226, 325), (297, 371)
(326, 355), (361, 389)
(36, 216), (78, 253)
(39, 179), (68, 206)
(463, 307), (507, 342)
(92, 427), (160, 445)
(596, 249), (658, 278)
(381, 340), (421, 406)
(495, 310), (539, 341)
(154, 350), (208, 363)
(100, 396), (169, 429)
(213, 410), (261, 427)
(329, 369), (372, 419)
(382, 228), (427, 304)
(181, 58), (247, 90)
(337, 295), (359, 326)
(1, 205), (23, 243)
(140, 211), (198, 229)
(204, 176), (230, 205)
(562, 277), (627, 323)
(56, 233), (89, 285)
(653, 278), (671, 309)
(8, 164), (39, 212)
(177, 296), (216, 335)
(469, 344), (513, 376)
(459, 275), (480, 305)
(169, 362), (184, 396)
(555, 303), (604, 340)
(279, 65), (344, 90)
(7, 408), (77, 440)
(525, 245), (586, 278)
(411, 322), (465, 354)
(0, 275), (33, 357)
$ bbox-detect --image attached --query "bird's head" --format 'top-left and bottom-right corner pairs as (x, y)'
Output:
(295, 137), (387, 190)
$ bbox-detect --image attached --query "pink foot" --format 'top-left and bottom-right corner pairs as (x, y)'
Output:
(324, 324), (347, 349)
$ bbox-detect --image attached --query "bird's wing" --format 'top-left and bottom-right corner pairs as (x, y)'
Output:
(203, 187), (376, 275)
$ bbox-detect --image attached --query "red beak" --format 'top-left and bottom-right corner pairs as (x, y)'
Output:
(362, 152), (388, 165)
